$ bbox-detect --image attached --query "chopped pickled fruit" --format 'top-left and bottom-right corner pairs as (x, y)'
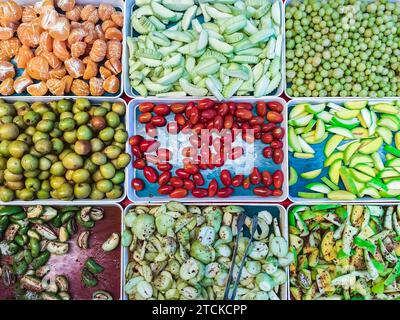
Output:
(83, 59), (98, 80)
(17, 22), (41, 47)
(110, 12), (123, 27)
(48, 17), (70, 41)
(26, 56), (49, 80)
(27, 81), (48, 96)
(71, 41), (86, 58)
(0, 61), (15, 81)
(89, 39), (106, 62)
(53, 39), (70, 61)
(99, 66), (112, 80)
(62, 75), (73, 93)
(80, 5), (99, 24)
(64, 57), (84, 78)
(0, 1), (22, 22)
(98, 4), (115, 21)
(103, 75), (119, 94)
(89, 77), (104, 96)
(2, 37), (20, 58)
(49, 66), (66, 79)
(21, 5), (37, 23)
(0, 26), (14, 40)
(104, 27), (122, 41)
(104, 58), (122, 75)
(106, 40), (121, 60)
(14, 45), (33, 68)
(67, 28), (85, 45)
(41, 51), (62, 69)
(47, 78), (65, 95)
(13, 74), (33, 93)
(39, 32), (52, 51)
(0, 77), (14, 95)
(40, 8), (58, 30)
(71, 79), (89, 96)
(101, 20), (117, 32)
(66, 5), (82, 21)
(56, 0), (75, 12)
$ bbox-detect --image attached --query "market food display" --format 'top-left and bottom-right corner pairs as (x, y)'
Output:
(123, 203), (291, 300)
(0, 98), (130, 202)
(0, 0), (123, 96)
(288, 99), (400, 201)
(129, 99), (286, 200)
(0, 205), (121, 300)
(286, 0), (400, 97)
(289, 204), (400, 300)
(127, 0), (283, 98)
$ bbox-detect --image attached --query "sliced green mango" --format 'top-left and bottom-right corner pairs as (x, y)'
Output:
(288, 114), (314, 127)
(395, 132), (400, 150)
(372, 103), (398, 114)
(300, 169), (322, 180)
(386, 158), (400, 167)
(340, 167), (358, 194)
(329, 159), (342, 185)
(352, 127), (369, 139)
(371, 152), (384, 171)
(386, 178), (400, 190)
(336, 109), (360, 120)
(327, 190), (356, 200)
(344, 101), (368, 110)
(378, 168), (400, 179)
(360, 187), (381, 199)
(327, 126), (354, 139)
(331, 117), (360, 130)
(358, 137), (383, 155)
(354, 164), (376, 177)
(349, 168), (373, 183)
(289, 104), (307, 119)
(293, 152), (314, 159)
(289, 166), (298, 186)
(303, 132), (328, 145)
(288, 127), (302, 153)
(324, 151), (344, 167)
(305, 104), (325, 114)
(298, 192), (325, 199)
(384, 145), (400, 158)
(321, 176), (340, 191)
(324, 135), (344, 157)
(315, 119), (326, 140)
(349, 154), (373, 167)
(344, 141), (361, 165)
(303, 119), (317, 134)
(377, 126), (393, 145)
(305, 182), (331, 194)
(378, 117), (399, 131)
(298, 136), (315, 154)
(316, 111), (333, 123)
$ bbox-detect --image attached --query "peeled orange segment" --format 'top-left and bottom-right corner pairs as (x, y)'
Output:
(0, 26), (14, 40)
(0, 78), (14, 95)
(89, 77), (104, 96)
(2, 37), (20, 58)
(94, 25), (105, 40)
(26, 56), (49, 80)
(27, 81), (48, 96)
(104, 58), (122, 75)
(70, 79), (89, 95)
(66, 5), (82, 21)
(0, 61), (15, 81)
(41, 51), (62, 69)
(49, 66), (67, 79)
(17, 22), (41, 47)
(0, 1), (22, 22)
(89, 39), (106, 62)
(71, 41), (86, 58)
(22, 5), (37, 23)
(83, 59), (98, 80)
(110, 12), (123, 27)
(53, 39), (70, 61)
(101, 20), (117, 32)
(99, 66), (112, 80)
(67, 28), (86, 45)
(98, 4), (115, 21)
(39, 31), (53, 51)
(80, 5), (99, 24)
(103, 74), (119, 94)
(56, 0), (75, 12)
(14, 45), (34, 68)
(40, 8), (58, 30)
(106, 40), (122, 60)
(64, 57), (85, 78)
(13, 73), (33, 93)
(47, 78), (65, 95)
(104, 27), (122, 41)
(62, 75), (73, 93)
(48, 17), (70, 41)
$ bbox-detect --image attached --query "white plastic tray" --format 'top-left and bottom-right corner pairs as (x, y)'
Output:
(122, 202), (289, 301)
(287, 97), (400, 203)
(0, 97), (128, 205)
(123, 0), (285, 99)
(126, 97), (288, 203)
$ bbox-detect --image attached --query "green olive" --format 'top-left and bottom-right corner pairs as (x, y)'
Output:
(63, 130), (77, 144)
(50, 176), (66, 189)
(37, 190), (50, 199)
(72, 168), (90, 183)
(16, 133), (32, 145)
(90, 138), (104, 152)
(24, 170), (40, 178)
(0, 140), (11, 157)
(49, 127), (63, 138)
(5, 180), (24, 190)
(111, 171), (125, 184)
(90, 187), (104, 200)
(96, 180), (113, 193)
(0, 103), (16, 117)
(25, 126), (36, 136)
(42, 111), (56, 121)
(115, 153), (131, 169)
(74, 140), (91, 155)
(45, 154), (58, 163)
(41, 180), (51, 192)
(62, 152), (83, 170)
(114, 130), (128, 144)
(51, 138), (64, 154)
(59, 149), (73, 160)
(99, 127), (114, 141)
(83, 159), (97, 174)
(92, 107), (108, 117)
(100, 163), (116, 179)
(74, 112), (90, 125)
(37, 171), (49, 180)
(112, 102), (125, 116)
(13, 115), (27, 129)
(105, 112), (120, 128)
(7, 157), (22, 174)
(104, 145), (121, 159)
(76, 125), (93, 140)
(92, 170), (103, 182)
(100, 102), (112, 111)
(25, 178), (40, 192)
(21, 154), (39, 171)
(36, 119), (54, 133)
(32, 102), (49, 114)
(56, 183), (73, 200)
(23, 111), (41, 126)
(57, 99), (73, 113)
(16, 188), (34, 201)
(91, 152), (107, 165)
(106, 185), (123, 199)
(74, 98), (91, 111)
(50, 161), (67, 176)
(0, 186), (14, 202)
(74, 183), (91, 199)
(35, 139), (53, 154)
(59, 118), (76, 131)
(32, 131), (49, 144)
(4, 169), (23, 182)
(0, 123), (19, 140)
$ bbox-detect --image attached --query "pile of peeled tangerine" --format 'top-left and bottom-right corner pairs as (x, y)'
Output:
(0, 0), (123, 96)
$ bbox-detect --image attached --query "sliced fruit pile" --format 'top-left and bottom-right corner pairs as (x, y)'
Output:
(288, 100), (400, 200)
(129, 99), (285, 199)
(289, 204), (400, 300)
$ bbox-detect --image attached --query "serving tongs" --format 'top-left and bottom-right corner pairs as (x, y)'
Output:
(223, 213), (258, 300)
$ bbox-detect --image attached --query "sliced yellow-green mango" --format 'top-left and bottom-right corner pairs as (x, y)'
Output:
(324, 135), (344, 157)
(301, 169), (322, 180)
(328, 190), (357, 200)
(349, 168), (373, 183)
(352, 127), (369, 139)
(358, 137), (383, 155)
(372, 103), (398, 114)
(324, 151), (344, 167)
(354, 164), (376, 177)
(344, 141), (361, 165)
(344, 101), (368, 110)
(329, 159), (342, 185)
(340, 167), (358, 194)
(377, 126), (393, 145)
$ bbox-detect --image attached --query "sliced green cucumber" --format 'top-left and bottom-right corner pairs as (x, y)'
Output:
(321, 176), (340, 191)
(298, 192), (325, 199)
(327, 190), (357, 200)
(289, 166), (298, 186)
(300, 169), (322, 180)
(324, 135), (344, 157)
(344, 101), (368, 110)
(305, 182), (331, 194)
(329, 159), (342, 184)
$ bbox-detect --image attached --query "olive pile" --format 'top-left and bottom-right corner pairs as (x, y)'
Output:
(0, 99), (130, 201)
